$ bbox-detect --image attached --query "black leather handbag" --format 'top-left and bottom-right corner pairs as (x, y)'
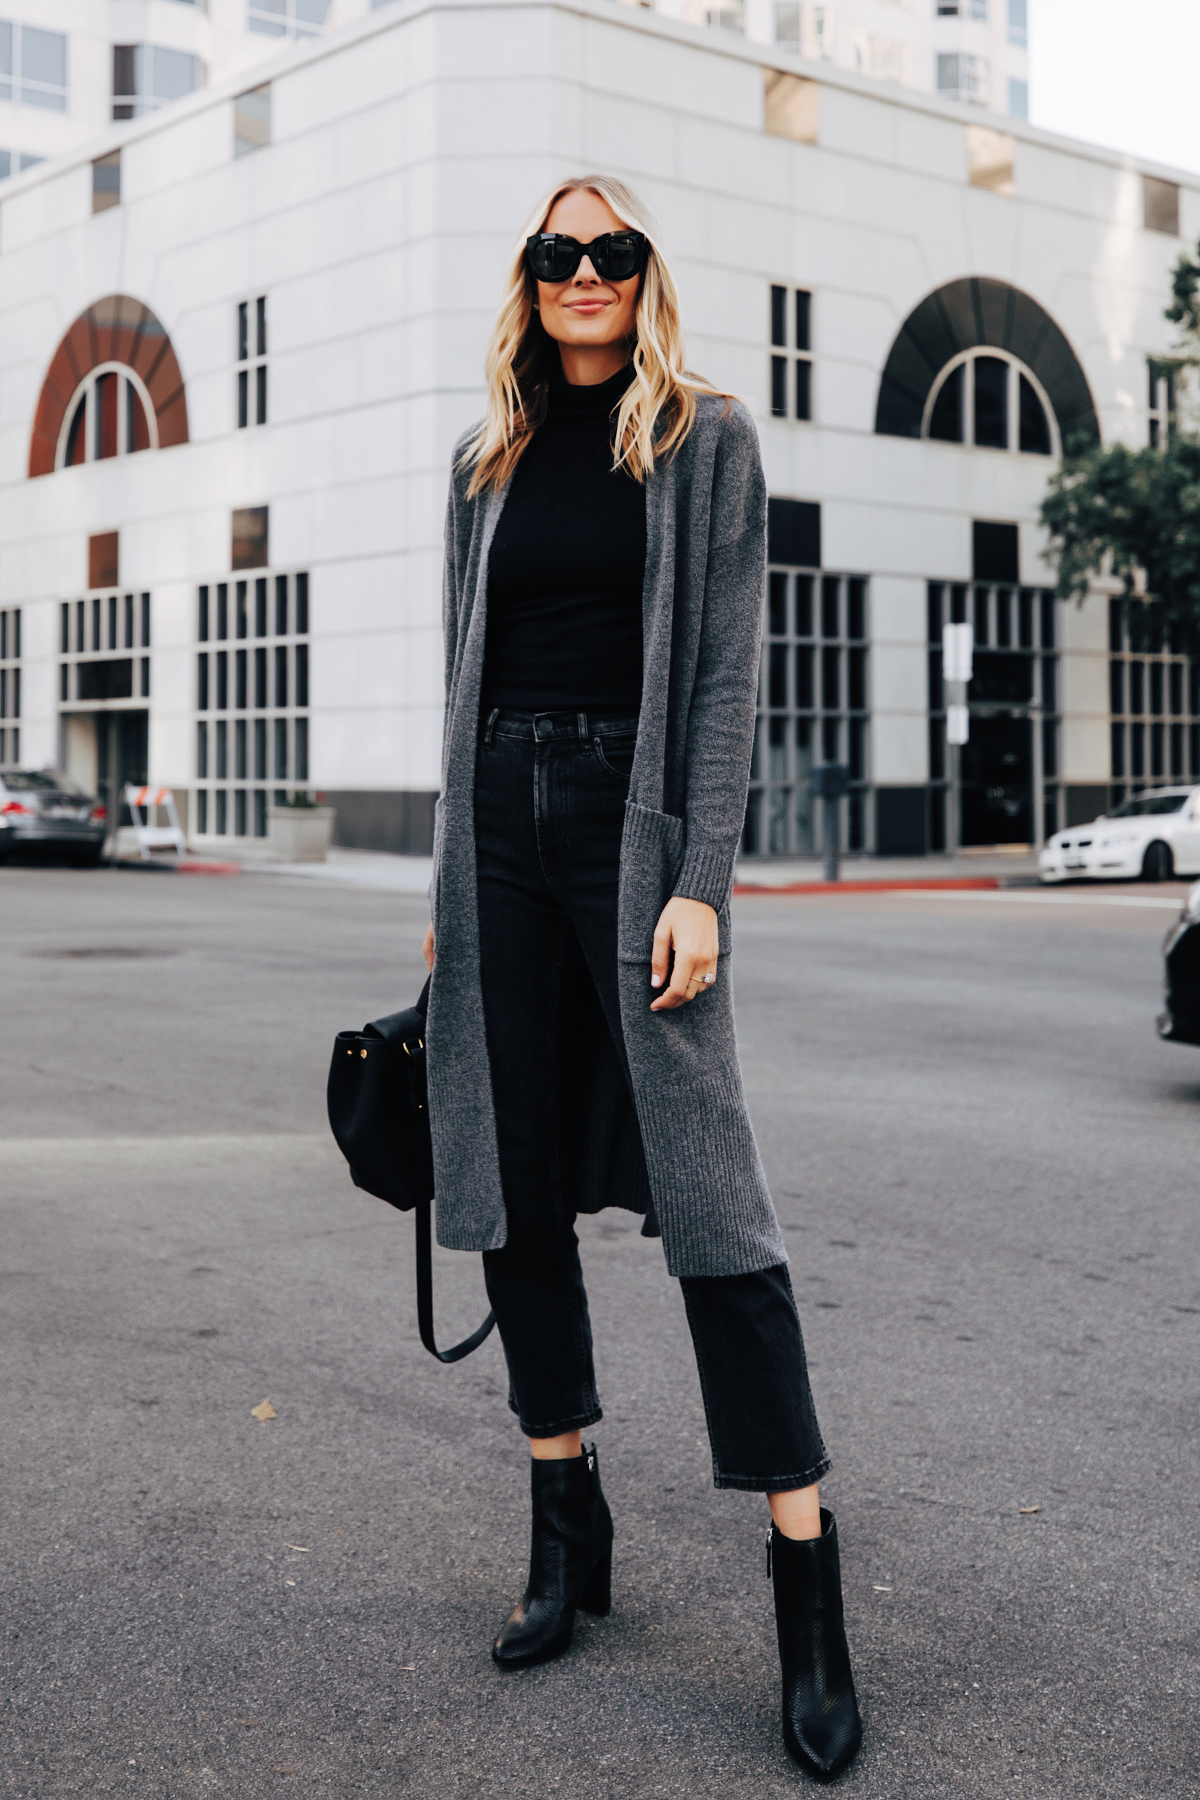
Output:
(326, 977), (495, 1363)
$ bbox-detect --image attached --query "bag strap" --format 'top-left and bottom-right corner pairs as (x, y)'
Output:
(399, 976), (496, 1364)
(414, 1197), (496, 1363)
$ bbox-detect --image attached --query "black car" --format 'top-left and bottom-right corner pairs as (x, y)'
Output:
(0, 770), (108, 863)
(1159, 882), (1200, 1045)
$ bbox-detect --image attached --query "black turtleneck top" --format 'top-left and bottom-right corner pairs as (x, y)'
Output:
(483, 363), (647, 712)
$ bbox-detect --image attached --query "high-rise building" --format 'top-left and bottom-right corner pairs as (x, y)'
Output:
(0, 0), (383, 181)
(646, 0), (1030, 119)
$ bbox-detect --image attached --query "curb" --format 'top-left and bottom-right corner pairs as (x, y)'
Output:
(732, 877), (1003, 897)
(106, 856), (242, 877)
(179, 860), (242, 877)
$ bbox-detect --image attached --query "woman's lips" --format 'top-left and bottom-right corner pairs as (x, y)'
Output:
(565, 299), (609, 314)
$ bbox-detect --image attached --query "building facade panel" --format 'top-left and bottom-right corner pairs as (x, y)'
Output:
(872, 712), (929, 789)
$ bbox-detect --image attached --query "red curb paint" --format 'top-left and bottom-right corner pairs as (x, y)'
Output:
(178, 860), (241, 877)
(732, 877), (1003, 897)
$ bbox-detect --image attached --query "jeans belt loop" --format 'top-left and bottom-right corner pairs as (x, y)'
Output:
(483, 706), (500, 749)
(577, 710), (589, 745)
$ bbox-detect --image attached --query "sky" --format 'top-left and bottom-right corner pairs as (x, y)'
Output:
(1030, 0), (1200, 176)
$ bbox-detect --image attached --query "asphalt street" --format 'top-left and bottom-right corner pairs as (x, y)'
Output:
(2, 863), (1198, 1798)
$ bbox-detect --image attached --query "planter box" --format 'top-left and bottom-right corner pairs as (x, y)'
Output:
(267, 806), (336, 862)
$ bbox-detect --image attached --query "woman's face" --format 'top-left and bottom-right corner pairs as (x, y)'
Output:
(534, 188), (641, 355)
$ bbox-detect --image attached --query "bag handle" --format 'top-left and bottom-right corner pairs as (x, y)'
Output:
(414, 1197), (496, 1363)
(403, 978), (496, 1364)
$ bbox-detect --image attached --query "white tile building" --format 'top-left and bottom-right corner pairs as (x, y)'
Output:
(0, 0), (1194, 858)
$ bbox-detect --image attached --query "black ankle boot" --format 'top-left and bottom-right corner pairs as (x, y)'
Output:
(492, 1444), (613, 1669)
(769, 1510), (863, 1781)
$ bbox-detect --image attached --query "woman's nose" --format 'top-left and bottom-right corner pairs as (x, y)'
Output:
(573, 256), (601, 283)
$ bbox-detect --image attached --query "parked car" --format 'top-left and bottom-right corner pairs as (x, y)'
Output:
(1159, 882), (1200, 1045)
(1039, 787), (1200, 883)
(0, 770), (108, 863)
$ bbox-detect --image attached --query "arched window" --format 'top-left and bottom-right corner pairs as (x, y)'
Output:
(875, 277), (1099, 452)
(58, 363), (158, 468)
(29, 296), (188, 479)
(923, 349), (1056, 456)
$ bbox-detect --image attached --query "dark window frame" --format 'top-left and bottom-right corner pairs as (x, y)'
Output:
(743, 562), (870, 858)
(193, 568), (311, 836)
(767, 282), (814, 425)
(1107, 598), (1198, 809)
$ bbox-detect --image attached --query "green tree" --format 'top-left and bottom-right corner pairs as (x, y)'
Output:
(1040, 244), (1200, 651)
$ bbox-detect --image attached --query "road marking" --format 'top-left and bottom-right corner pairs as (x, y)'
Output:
(0, 1134), (332, 1163)
(888, 890), (1184, 910)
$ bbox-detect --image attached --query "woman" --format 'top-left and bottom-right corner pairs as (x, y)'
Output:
(423, 174), (862, 1781)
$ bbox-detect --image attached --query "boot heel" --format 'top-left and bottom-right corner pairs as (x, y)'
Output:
(578, 1549), (612, 1617)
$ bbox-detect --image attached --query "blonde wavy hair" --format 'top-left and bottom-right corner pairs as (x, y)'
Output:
(462, 174), (730, 497)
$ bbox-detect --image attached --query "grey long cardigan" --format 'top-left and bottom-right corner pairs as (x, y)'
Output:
(426, 393), (787, 1280)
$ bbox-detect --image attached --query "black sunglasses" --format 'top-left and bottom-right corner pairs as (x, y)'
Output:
(525, 231), (649, 284)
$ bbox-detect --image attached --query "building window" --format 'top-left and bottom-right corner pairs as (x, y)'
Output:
(0, 149), (43, 181)
(0, 607), (21, 768)
(232, 506), (270, 571)
(764, 70), (819, 143)
(744, 562), (869, 858)
(1007, 78), (1028, 120)
(59, 589), (151, 714)
(1143, 175), (1180, 238)
(92, 150), (120, 213)
(112, 44), (202, 120)
(1008, 0), (1027, 46)
(0, 21), (68, 112)
(937, 53), (990, 107)
(1108, 599), (1198, 810)
(703, 0), (745, 32)
(928, 581), (1059, 849)
(774, 1), (800, 45)
(248, 0), (330, 38)
(237, 297), (268, 428)
(195, 572), (310, 836)
(938, 2), (988, 14)
(769, 285), (813, 422)
(234, 83), (271, 156)
(923, 349), (1055, 456)
(57, 366), (156, 469)
(1148, 360), (1176, 450)
(854, 32), (908, 83)
(967, 124), (1014, 193)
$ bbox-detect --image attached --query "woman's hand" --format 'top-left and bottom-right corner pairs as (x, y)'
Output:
(649, 897), (719, 1012)
(422, 924), (435, 972)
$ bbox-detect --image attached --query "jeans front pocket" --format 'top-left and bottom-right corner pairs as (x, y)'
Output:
(593, 732), (637, 782)
(617, 802), (687, 961)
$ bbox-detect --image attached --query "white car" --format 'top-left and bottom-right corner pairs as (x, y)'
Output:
(1040, 787), (1200, 883)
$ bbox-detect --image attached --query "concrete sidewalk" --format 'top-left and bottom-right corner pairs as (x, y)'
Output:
(735, 850), (1040, 888)
(228, 846), (1042, 895)
(241, 847), (435, 893)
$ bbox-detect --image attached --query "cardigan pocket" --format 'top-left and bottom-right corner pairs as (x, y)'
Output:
(618, 801), (687, 962)
(429, 796), (446, 926)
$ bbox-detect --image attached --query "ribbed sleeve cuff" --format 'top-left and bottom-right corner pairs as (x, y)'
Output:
(673, 840), (738, 912)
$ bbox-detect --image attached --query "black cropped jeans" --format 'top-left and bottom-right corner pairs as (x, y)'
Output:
(474, 708), (830, 1493)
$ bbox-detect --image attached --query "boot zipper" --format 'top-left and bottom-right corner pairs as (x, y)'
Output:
(766, 1524), (773, 1577)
